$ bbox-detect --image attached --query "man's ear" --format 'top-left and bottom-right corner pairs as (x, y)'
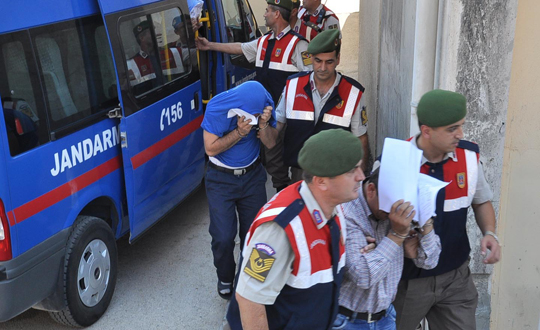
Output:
(366, 182), (377, 199)
(312, 175), (328, 191)
(420, 124), (431, 139)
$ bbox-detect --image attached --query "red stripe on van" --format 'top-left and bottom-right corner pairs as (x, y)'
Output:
(7, 211), (15, 227)
(131, 115), (203, 170)
(13, 156), (121, 224)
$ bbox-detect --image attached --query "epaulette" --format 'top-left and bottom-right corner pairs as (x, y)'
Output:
(290, 29), (308, 42)
(341, 75), (365, 93)
(458, 140), (479, 153)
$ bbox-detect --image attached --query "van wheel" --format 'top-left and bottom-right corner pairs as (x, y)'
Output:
(49, 216), (118, 327)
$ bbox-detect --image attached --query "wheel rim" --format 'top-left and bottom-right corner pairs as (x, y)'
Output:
(77, 239), (111, 307)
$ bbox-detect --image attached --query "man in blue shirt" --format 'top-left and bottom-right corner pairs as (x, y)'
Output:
(201, 81), (277, 299)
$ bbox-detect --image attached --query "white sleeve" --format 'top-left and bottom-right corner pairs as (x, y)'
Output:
(323, 15), (341, 38)
(235, 222), (295, 305)
(241, 38), (259, 63)
(291, 39), (312, 72)
(350, 96), (368, 136)
(276, 87), (287, 123)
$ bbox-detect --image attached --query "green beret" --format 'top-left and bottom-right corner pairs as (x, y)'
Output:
(298, 129), (363, 177)
(307, 29), (341, 55)
(133, 20), (151, 39)
(267, 0), (295, 12)
(417, 89), (467, 127)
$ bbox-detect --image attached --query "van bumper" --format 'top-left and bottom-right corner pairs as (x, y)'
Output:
(0, 228), (69, 322)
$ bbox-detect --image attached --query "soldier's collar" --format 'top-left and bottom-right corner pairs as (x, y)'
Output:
(272, 26), (291, 40)
(311, 4), (324, 16)
(412, 134), (458, 165)
(300, 181), (339, 230)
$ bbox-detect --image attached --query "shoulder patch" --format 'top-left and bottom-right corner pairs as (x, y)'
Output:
(458, 140), (479, 153)
(301, 51), (312, 66)
(243, 247), (276, 282)
(342, 75), (365, 93)
(328, 24), (339, 30)
(360, 106), (368, 125)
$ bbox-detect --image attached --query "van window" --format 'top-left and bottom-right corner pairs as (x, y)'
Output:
(0, 15), (119, 156)
(120, 8), (192, 98)
(32, 16), (118, 133)
(0, 34), (45, 156)
(222, 0), (257, 42)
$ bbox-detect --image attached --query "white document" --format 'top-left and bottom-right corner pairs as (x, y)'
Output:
(227, 108), (258, 125)
(378, 138), (448, 226)
(417, 173), (449, 224)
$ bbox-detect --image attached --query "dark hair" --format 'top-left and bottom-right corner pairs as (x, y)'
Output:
(365, 166), (380, 189)
(302, 170), (314, 183)
(269, 4), (291, 22)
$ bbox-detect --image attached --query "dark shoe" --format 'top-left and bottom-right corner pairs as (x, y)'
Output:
(218, 280), (232, 300)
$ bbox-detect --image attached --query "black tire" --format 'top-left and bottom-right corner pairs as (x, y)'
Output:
(49, 216), (118, 327)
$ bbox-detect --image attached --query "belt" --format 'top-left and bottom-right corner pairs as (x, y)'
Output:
(338, 306), (386, 323)
(208, 158), (260, 176)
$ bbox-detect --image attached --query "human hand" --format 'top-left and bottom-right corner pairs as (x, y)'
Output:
(360, 236), (376, 254)
(258, 106), (272, 125)
(389, 200), (415, 236)
(403, 231), (419, 258)
(481, 235), (501, 264)
(191, 18), (203, 32)
(196, 37), (210, 50)
(236, 115), (252, 136)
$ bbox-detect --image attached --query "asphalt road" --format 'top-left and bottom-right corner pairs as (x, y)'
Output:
(4, 186), (232, 330)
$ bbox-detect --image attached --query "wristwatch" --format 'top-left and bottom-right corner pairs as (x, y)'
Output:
(484, 230), (499, 244)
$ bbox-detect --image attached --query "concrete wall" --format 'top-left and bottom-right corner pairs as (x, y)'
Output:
(358, 0), (416, 157)
(452, 1), (518, 328)
(491, 0), (540, 328)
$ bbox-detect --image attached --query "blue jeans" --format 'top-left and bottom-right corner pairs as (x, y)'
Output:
(205, 163), (267, 283)
(332, 305), (397, 330)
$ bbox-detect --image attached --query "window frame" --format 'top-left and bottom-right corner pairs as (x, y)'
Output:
(104, 1), (199, 117)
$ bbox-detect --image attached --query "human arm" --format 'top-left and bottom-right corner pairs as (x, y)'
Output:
(203, 115), (252, 157)
(472, 201), (501, 264)
(342, 200), (404, 289)
(291, 39), (312, 71)
(196, 36), (243, 54)
(237, 294), (269, 330)
(257, 106), (278, 149)
(236, 222), (294, 324)
(351, 99), (370, 173)
(405, 219), (441, 269)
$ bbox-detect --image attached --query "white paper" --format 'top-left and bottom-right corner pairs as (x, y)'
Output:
(378, 138), (448, 226)
(417, 173), (449, 225)
(227, 108), (258, 125)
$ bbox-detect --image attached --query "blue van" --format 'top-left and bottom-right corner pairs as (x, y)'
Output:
(0, 0), (260, 326)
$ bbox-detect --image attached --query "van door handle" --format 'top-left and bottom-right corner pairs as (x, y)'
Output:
(194, 92), (200, 111)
